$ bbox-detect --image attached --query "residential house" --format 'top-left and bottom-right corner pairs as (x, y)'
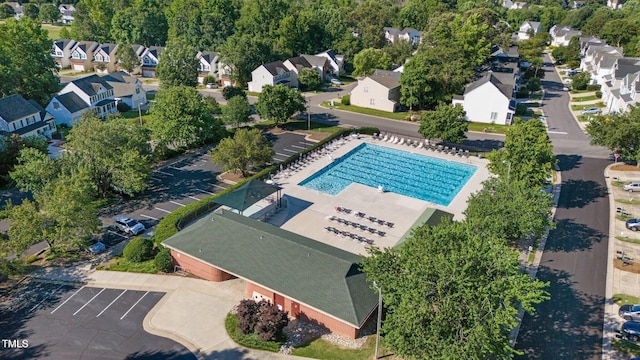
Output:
(46, 74), (116, 126)
(549, 25), (582, 47)
(607, 0), (624, 8)
(517, 21), (542, 41)
(59, 4), (75, 24)
(0, 94), (56, 138)
(284, 55), (332, 81)
(503, 0), (529, 9)
(350, 70), (401, 113)
(384, 27), (422, 45)
(140, 46), (163, 78)
(315, 50), (344, 77)
(102, 71), (147, 110)
(50, 39), (77, 68)
(162, 209), (379, 340)
(196, 51), (219, 84)
(4, 2), (22, 19)
(602, 57), (640, 114)
(69, 41), (100, 72)
(247, 61), (297, 93)
(571, 0), (586, 8)
(93, 43), (119, 74)
(452, 70), (516, 125)
(580, 42), (623, 84)
(116, 44), (146, 75)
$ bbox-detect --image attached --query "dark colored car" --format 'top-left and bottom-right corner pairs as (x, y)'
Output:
(626, 218), (640, 231)
(621, 321), (640, 342)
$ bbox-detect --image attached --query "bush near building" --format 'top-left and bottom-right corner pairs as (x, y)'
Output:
(235, 299), (288, 341)
(154, 247), (173, 272)
(123, 237), (154, 263)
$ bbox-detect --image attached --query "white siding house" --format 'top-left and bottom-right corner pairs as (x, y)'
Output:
(50, 39), (76, 69)
(517, 21), (541, 41)
(452, 73), (515, 125)
(46, 74), (117, 126)
(350, 71), (401, 113)
(247, 61), (297, 93)
(0, 94), (56, 138)
(103, 71), (147, 109)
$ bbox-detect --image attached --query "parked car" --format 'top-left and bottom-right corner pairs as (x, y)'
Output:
(625, 183), (640, 192)
(620, 321), (640, 342)
(115, 216), (145, 235)
(620, 304), (640, 321)
(563, 78), (573, 84)
(581, 107), (602, 115)
(626, 218), (640, 231)
(88, 241), (106, 255)
(330, 78), (342, 85)
(562, 86), (570, 91)
(567, 70), (579, 76)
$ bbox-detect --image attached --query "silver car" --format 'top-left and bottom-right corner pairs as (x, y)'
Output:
(581, 107), (602, 115)
(620, 304), (640, 321)
(624, 183), (640, 192)
(115, 216), (145, 235)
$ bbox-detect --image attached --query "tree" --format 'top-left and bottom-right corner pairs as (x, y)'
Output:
(383, 40), (414, 67)
(117, 43), (141, 74)
(39, 4), (61, 24)
(222, 86), (247, 101)
(111, 0), (168, 47)
(255, 84), (306, 127)
(0, 134), (48, 188)
(352, 48), (392, 77)
(465, 176), (554, 245)
(210, 128), (274, 177)
(65, 114), (152, 197)
(70, 0), (115, 42)
(10, 147), (57, 194)
(0, 19), (59, 105)
(419, 104), (468, 143)
(571, 71), (591, 91)
(22, 3), (39, 20)
(156, 39), (198, 87)
(235, 299), (262, 335)
(586, 106), (640, 167)
(149, 86), (224, 150)
(254, 301), (289, 341)
(222, 96), (252, 128)
(0, 4), (14, 19)
(361, 220), (549, 359)
(219, 33), (274, 87)
(487, 119), (555, 187)
(297, 68), (322, 91)
(600, 19), (640, 48)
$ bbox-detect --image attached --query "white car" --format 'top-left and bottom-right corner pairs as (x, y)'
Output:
(330, 78), (342, 85)
(624, 183), (640, 192)
(115, 216), (145, 235)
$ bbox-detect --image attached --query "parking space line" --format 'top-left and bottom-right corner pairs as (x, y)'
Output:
(30, 284), (64, 312)
(170, 200), (186, 207)
(167, 165), (182, 171)
(213, 184), (226, 190)
(156, 170), (174, 176)
(96, 289), (127, 317)
(155, 207), (171, 214)
(291, 145), (306, 149)
(51, 286), (85, 314)
(108, 230), (128, 239)
(276, 152), (289, 157)
(73, 288), (105, 316)
(140, 214), (159, 221)
(120, 291), (149, 320)
(151, 177), (162, 181)
(200, 159), (207, 162)
(283, 148), (297, 153)
(189, 195), (200, 201)
(273, 157), (286, 162)
(196, 188), (214, 195)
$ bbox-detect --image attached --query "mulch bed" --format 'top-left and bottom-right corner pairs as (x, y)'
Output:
(614, 258), (640, 273)
(612, 165), (640, 171)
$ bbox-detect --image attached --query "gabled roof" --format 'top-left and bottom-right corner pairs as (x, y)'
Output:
(103, 71), (139, 97)
(301, 54), (328, 68)
(53, 39), (75, 52)
(74, 41), (99, 55)
(145, 46), (163, 60)
(198, 51), (218, 65)
(162, 209), (378, 328)
(316, 49), (340, 64)
(69, 74), (113, 96)
(615, 58), (640, 79)
(464, 73), (513, 99)
(0, 94), (39, 122)
(520, 21), (541, 31)
(213, 179), (281, 211)
(55, 92), (88, 113)
(262, 60), (289, 76)
(96, 43), (118, 57)
(383, 27), (401, 36)
(368, 73), (400, 89)
(27, 99), (49, 121)
(286, 56), (312, 71)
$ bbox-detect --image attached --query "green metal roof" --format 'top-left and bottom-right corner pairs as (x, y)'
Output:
(162, 209), (378, 328)
(212, 179), (281, 212)
(395, 208), (453, 248)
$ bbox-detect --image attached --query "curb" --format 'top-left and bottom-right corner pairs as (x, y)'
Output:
(602, 163), (619, 360)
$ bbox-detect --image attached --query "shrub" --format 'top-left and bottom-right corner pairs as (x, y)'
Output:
(236, 299), (262, 335)
(123, 237), (154, 263)
(516, 89), (529, 99)
(117, 102), (131, 112)
(341, 94), (350, 105)
(223, 86), (247, 101)
(234, 299), (289, 341)
(596, 90), (603, 98)
(202, 75), (217, 86)
(154, 247), (173, 272)
(586, 84), (601, 91)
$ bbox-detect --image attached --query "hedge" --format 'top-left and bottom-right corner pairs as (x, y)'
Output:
(123, 237), (154, 263)
(152, 126), (380, 246)
(154, 247), (173, 272)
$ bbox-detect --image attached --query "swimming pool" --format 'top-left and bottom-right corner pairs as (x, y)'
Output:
(298, 143), (477, 205)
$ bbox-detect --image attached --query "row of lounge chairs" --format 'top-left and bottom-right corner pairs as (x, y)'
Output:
(372, 133), (471, 158)
(324, 226), (374, 245)
(327, 216), (386, 236)
(333, 207), (394, 228)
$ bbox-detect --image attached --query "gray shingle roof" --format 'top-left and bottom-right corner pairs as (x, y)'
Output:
(615, 57), (640, 79)
(0, 94), (39, 122)
(70, 74), (113, 96)
(464, 73), (513, 98)
(56, 92), (88, 113)
(262, 60), (288, 76)
(162, 209), (379, 328)
(301, 55), (328, 68)
(368, 73), (400, 89)
(286, 56), (312, 71)
(97, 43), (117, 57)
(199, 51), (218, 64)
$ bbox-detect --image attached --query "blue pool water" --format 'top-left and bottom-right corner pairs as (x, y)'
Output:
(299, 143), (477, 206)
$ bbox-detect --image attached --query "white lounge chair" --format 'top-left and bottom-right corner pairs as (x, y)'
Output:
(381, 134), (389, 141)
(390, 136), (397, 143)
(398, 138), (405, 145)
(417, 142), (424, 149)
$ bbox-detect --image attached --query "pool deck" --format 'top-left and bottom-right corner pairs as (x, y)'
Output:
(258, 136), (491, 255)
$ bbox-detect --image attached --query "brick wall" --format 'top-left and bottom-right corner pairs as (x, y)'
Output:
(170, 250), (232, 282)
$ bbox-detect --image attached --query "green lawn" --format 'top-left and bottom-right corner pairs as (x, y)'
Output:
(321, 101), (408, 120)
(569, 89), (596, 95)
(616, 236), (640, 245)
(292, 336), (380, 360)
(612, 339), (640, 357)
(467, 122), (509, 134)
(571, 95), (599, 102)
(614, 294), (640, 306)
(42, 24), (67, 40)
(571, 103), (605, 111)
(104, 257), (157, 273)
(254, 119), (342, 133)
(119, 110), (152, 125)
(613, 181), (626, 188)
(617, 199), (640, 205)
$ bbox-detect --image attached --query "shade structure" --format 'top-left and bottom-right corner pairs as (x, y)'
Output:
(213, 179), (282, 212)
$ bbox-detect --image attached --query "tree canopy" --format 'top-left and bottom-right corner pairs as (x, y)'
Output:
(585, 105), (640, 166)
(352, 48), (392, 77)
(255, 85), (306, 127)
(418, 104), (468, 143)
(210, 128), (274, 177)
(222, 95), (252, 128)
(156, 39), (199, 87)
(361, 220), (549, 359)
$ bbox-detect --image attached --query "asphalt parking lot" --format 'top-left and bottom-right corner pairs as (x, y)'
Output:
(0, 281), (194, 359)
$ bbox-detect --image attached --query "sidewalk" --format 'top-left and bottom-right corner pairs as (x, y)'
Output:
(32, 266), (310, 360)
